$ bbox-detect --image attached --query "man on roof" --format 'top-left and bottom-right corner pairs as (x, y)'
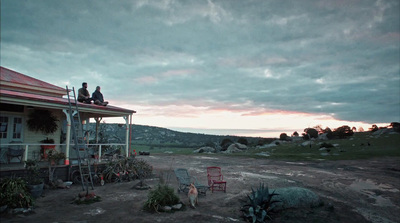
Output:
(92, 86), (108, 106)
(77, 82), (92, 104)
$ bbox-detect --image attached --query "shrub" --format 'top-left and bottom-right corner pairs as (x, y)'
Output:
(333, 125), (354, 139)
(220, 138), (234, 151)
(237, 137), (248, 145)
(303, 128), (318, 139)
(241, 183), (280, 223)
(279, 133), (288, 141)
(103, 157), (153, 183)
(0, 176), (34, 209)
(143, 184), (180, 212)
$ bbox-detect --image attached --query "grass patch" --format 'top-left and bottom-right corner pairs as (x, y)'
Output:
(244, 132), (400, 161)
(133, 132), (400, 161)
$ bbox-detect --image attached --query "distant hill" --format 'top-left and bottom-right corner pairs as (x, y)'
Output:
(87, 123), (273, 148)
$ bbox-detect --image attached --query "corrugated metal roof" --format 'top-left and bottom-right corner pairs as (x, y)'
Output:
(0, 89), (135, 115)
(0, 66), (66, 92)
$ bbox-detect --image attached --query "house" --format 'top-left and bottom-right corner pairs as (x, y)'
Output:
(0, 66), (136, 166)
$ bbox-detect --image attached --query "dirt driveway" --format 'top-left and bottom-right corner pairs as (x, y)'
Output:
(1, 154), (399, 223)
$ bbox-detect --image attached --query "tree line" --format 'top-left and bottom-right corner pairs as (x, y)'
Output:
(280, 122), (400, 141)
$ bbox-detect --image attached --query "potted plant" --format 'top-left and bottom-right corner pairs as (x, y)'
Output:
(24, 160), (44, 198)
(26, 109), (59, 134)
(47, 150), (66, 185)
(0, 176), (34, 211)
(40, 137), (56, 160)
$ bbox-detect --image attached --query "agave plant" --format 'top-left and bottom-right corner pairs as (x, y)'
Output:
(241, 183), (280, 223)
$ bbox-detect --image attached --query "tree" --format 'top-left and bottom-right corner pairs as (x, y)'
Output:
(279, 133), (288, 141)
(358, 126), (364, 132)
(313, 125), (323, 134)
(322, 127), (333, 139)
(369, 124), (379, 132)
(333, 125), (354, 138)
(351, 126), (357, 132)
(220, 138), (233, 150)
(303, 128), (318, 139)
(390, 122), (400, 132)
(292, 131), (299, 137)
(237, 137), (248, 145)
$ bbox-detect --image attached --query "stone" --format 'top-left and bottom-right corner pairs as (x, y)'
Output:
(196, 146), (215, 153)
(235, 143), (247, 150)
(161, 206), (172, 212)
(271, 187), (322, 211)
(301, 141), (311, 147)
(224, 144), (242, 153)
(172, 204), (182, 210)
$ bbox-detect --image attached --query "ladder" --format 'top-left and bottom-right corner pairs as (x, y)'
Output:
(65, 86), (95, 193)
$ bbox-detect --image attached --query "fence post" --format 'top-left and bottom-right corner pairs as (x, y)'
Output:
(98, 145), (102, 162)
(24, 144), (29, 165)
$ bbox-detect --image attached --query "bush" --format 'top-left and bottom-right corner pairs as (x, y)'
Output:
(0, 176), (34, 209)
(220, 138), (234, 151)
(279, 133), (288, 141)
(237, 137), (248, 145)
(333, 125), (354, 139)
(303, 128), (318, 139)
(143, 184), (180, 212)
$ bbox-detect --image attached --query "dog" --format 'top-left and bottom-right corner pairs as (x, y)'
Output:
(188, 183), (198, 208)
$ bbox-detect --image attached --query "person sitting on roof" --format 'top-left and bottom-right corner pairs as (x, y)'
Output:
(77, 82), (93, 104)
(92, 86), (108, 106)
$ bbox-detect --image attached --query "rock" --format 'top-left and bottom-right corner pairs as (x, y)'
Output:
(301, 141), (312, 147)
(271, 187), (322, 211)
(256, 143), (277, 149)
(235, 143), (247, 150)
(372, 128), (392, 136)
(193, 148), (204, 153)
(318, 133), (329, 140)
(256, 152), (270, 157)
(291, 136), (303, 142)
(172, 204), (182, 210)
(224, 144), (242, 153)
(193, 146), (216, 153)
(223, 143), (247, 153)
(161, 206), (172, 212)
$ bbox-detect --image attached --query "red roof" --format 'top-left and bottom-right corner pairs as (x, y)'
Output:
(0, 89), (135, 114)
(0, 66), (66, 92)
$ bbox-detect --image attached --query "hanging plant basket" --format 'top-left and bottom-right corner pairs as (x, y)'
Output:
(27, 109), (59, 134)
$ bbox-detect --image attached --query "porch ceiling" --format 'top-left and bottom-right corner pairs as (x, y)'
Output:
(0, 89), (136, 118)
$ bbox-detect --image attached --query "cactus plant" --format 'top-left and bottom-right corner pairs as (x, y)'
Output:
(241, 183), (280, 222)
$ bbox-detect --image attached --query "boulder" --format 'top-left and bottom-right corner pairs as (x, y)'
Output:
(235, 143), (248, 150)
(301, 141), (312, 147)
(172, 203), (182, 210)
(193, 147), (215, 153)
(318, 133), (329, 140)
(256, 143), (277, 149)
(271, 187), (322, 211)
(223, 143), (246, 153)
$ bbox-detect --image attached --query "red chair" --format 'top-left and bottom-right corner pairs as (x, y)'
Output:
(207, 167), (226, 193)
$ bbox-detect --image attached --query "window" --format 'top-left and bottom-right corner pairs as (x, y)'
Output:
(0, 115), (23, 142)
(13, 117), (22, 139)
(0, 116), (8, 139)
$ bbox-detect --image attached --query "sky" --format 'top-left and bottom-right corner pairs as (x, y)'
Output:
(1, 0), (399, 138)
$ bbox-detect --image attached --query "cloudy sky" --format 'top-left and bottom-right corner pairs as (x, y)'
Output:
(1, 0), (399, 137)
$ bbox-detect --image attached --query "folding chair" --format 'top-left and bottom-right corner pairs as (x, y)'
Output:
(174, 168), (208, 195)
(207, 166), (226, 193)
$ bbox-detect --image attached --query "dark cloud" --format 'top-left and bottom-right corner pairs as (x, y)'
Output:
(1, 0), (399, 128)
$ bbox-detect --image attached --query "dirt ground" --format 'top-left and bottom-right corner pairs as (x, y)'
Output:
(1, 154), (399, 223)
